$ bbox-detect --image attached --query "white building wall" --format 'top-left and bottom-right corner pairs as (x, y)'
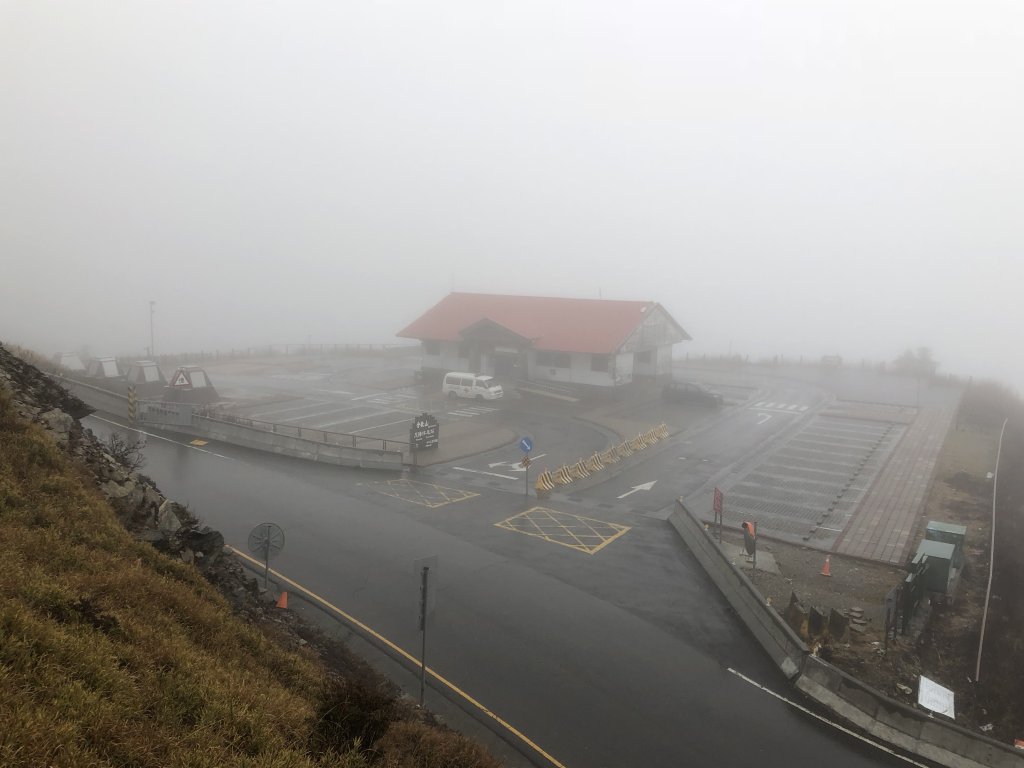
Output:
(614, 352), (634, 385)
(656, 344), (673, 375)
(527, 351), (617, 386)
(422, 341), (468, 372)
(632, 344), (674, 376)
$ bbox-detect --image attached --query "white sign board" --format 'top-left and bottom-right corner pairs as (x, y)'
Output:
(918, 675), (955, 719)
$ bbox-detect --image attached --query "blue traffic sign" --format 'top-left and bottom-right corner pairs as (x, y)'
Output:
(519, 436), (533, 453)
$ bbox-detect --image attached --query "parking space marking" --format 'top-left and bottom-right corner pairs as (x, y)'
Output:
(496, 507), (630, 554)
(373, 479), (480, 508)
(351, 416), (414, 434)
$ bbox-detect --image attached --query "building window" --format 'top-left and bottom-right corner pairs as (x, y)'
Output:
(457, 343), (471, 359)
(590, 354), (609, 372)
(423, 341), (440, 356)
(536, 351), (570, 368)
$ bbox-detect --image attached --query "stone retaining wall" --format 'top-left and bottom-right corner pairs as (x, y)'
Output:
(669, 499), (1024, 768)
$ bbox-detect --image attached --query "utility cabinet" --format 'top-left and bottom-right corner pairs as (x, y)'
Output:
(913, 540), (956, 593)
(925, 521), (967, 569)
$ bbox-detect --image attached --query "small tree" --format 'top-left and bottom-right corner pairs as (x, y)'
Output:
(105, 433), (146, 472)
(893, 347), (938, 377)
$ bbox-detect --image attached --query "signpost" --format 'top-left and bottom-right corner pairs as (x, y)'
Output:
(247, 522), (285, 590)
(713, 487), (724, 543)
(741, 521), (757, 578)
(413, 555), (439, 706)
(519, 436), (533, 499)
(410, 413), (439, 452)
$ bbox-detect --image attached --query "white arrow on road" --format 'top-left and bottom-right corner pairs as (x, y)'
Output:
(489, 453), (546, 471)
(617, 481), (657, 499)
(454, 467), (518, 480)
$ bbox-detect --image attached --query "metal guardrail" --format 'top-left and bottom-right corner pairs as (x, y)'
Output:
(198, 408), (410, 453)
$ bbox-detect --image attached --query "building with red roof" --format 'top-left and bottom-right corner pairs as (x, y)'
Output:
(397, 293), (690, 387)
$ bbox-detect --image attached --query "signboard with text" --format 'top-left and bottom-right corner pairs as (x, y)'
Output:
(410, 413), (439, 450)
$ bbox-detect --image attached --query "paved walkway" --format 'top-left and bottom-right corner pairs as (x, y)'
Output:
(834, 405), (954, 565)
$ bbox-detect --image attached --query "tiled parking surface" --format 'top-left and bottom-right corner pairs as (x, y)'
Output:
(835, 407), (955, 564)
(719, 417), (904, 549)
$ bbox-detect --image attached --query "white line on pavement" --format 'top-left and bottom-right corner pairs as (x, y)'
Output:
(453, 467), (518, 480)
(87, 416), (234, 460)
(350, 392), (388, 401)
(350, 417), (414, 434)
(726, 668), (928, 766)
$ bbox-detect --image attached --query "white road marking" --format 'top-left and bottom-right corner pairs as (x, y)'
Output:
(757, 413), (773, 425)
(314, 389), (355, 395)
(350, 391), (389, 401)
(618, 481), (657, 499)
(799, 405), (809, 411)
(453, 467), (518, 480)
(246, 400), (330, 418)
(787, 404), (799, 410)
(285, 405), (369, 423)
(87, 416), (234, 460)
(726, 668), (929, 766)
(349, 417), (414, 434)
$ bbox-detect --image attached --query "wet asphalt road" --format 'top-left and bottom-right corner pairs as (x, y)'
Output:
(85, 400), (915, 768)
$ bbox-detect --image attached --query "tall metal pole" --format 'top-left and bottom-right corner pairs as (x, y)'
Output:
(419, 565), (429, 705)
(264, 537), (270, 590)
(149, 300), (156, 358)
(975, 418), (1008, 682)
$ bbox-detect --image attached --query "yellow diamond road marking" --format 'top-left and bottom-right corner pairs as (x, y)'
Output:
(190, 439), (209, 446)
(373, 478), (479, 508)
(496, 507), (630, 554)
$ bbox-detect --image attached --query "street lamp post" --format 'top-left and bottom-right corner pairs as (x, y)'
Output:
(149, 301), (156, 358)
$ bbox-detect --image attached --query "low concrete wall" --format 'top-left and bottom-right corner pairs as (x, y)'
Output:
(179, 417), (404, 470)
(56, 376), (130, 419)
(61, 377), (404, 470)
(669, 499), (1024, 767)
(798, 657), (1023, 768)
(668, 501), (807, 678)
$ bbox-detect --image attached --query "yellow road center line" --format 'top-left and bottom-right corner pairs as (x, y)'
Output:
(228, 546), (567, 768)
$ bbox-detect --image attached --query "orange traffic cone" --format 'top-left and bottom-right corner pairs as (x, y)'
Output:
(275, 591), (288, 609)
(821, 556), (831, 577)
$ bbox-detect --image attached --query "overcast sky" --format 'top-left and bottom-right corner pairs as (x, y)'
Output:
(2, 2), (1022, 388)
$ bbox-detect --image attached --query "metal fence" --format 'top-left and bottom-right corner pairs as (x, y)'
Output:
(198, 408), (410, 453)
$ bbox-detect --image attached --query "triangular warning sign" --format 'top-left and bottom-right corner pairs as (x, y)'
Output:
(171, 371), (191, 387)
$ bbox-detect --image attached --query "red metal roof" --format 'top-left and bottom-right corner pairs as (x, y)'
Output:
(397, 293), (688, 354)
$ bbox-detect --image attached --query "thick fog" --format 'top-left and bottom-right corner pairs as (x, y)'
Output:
(2, 2), (1022, 388)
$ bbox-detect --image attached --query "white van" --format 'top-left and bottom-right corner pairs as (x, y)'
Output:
(442, 372), (504, 401)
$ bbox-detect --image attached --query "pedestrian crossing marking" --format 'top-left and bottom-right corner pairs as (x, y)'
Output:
(753, 401), (809, 413)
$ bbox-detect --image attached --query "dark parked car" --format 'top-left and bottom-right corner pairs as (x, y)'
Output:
(662, 380), (724, 406)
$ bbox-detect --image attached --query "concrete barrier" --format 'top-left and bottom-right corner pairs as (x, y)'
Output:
(162, 417), (404, 470)
(55, 376), (131, 419)
(669, 498), (1024, 767)
(797, 656), (1023, 768)
(59, 377), (404, 470)
(668, 500), (807, 679)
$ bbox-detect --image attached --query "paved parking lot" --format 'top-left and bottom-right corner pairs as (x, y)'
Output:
(706, 415), (905, 548)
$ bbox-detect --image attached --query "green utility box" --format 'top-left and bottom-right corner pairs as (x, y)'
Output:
(925, 521), (967, 568)
(913, 540), (956, 593)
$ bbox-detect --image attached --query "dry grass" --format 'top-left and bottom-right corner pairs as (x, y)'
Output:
(0, 387), (499, 767)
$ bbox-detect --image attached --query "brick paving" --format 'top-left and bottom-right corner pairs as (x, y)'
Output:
(834, 405), (954, 565)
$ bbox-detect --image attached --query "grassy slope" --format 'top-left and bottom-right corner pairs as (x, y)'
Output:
(0, 387), (499, 768)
